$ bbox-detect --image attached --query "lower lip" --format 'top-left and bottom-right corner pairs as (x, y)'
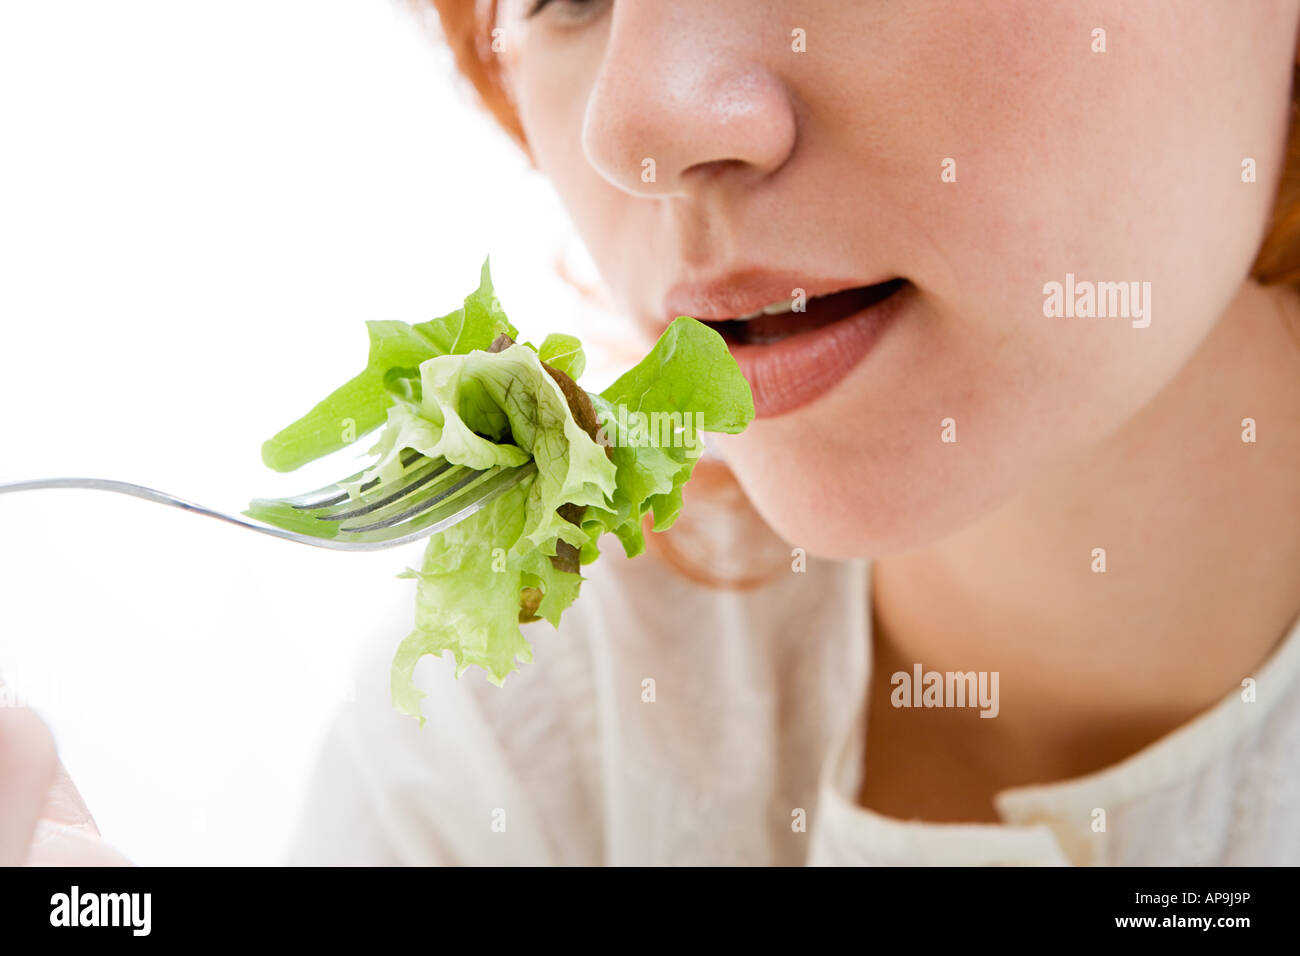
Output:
(721, 282), (911, 418)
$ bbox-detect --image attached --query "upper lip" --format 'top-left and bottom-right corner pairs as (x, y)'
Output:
(662, 268), (894, 326)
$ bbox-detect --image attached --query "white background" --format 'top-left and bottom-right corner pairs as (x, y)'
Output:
(0, 0), (624, 864)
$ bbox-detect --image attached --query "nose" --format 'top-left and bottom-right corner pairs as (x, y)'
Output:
(580, 5), (798, 198)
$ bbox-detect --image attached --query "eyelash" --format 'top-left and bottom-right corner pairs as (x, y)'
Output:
(525, 0), (599, 22)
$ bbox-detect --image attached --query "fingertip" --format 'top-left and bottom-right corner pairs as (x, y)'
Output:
(0, 703), (60, 865)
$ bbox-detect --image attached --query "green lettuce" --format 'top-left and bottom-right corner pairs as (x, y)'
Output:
(259, 259), (516, 473)
(251, 259), (754, 724)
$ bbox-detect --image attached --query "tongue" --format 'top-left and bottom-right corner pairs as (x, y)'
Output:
(716, 279), (904, 344)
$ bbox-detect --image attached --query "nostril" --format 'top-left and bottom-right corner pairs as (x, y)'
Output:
(681, 157), (759, 184)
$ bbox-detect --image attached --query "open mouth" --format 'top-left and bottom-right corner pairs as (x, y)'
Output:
(700, 278), (908, 346)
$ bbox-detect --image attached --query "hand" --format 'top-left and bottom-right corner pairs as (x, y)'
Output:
(0, 697), (131, 866)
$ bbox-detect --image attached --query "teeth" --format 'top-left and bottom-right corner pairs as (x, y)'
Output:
(735, 297), (800, 321)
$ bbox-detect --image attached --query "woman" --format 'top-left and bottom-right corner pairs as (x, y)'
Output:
(6, 0), (1300, 865)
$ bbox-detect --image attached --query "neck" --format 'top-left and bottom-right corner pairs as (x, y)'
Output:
(871, 278), (1300, 783)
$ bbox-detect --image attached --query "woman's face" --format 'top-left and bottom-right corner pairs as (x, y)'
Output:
(497, 0), (1299, 558)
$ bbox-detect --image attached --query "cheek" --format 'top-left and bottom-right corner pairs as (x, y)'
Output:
(887, 0), (1288, 332)
(510, 34), (655, 312)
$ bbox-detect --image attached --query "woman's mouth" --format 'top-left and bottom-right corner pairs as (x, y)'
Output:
(683, 277), (910, 418)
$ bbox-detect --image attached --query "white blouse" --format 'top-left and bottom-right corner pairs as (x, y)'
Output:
(286, 545), (1300, 866)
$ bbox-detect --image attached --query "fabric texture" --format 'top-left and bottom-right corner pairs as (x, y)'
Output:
(286, 547), (1300, 866)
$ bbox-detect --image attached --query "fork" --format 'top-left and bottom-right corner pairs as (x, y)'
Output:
(0, 450), (537, 551)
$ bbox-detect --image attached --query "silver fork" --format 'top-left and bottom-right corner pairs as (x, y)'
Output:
(0, 450), (537, 551)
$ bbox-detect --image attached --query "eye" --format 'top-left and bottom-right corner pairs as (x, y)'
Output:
(525, 0), (606, 25)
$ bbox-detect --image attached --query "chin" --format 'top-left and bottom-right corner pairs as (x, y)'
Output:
(714, 415), (1026, 562)
(713, 436), (912, 561)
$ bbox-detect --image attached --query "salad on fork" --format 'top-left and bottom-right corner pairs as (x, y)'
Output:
(251, 259), (754, 722)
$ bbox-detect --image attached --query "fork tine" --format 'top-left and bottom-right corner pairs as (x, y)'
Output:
(339, 466), (491, 533)
(307, 462), (476, 530)
(309, 457), (454, 521)
(339, 462), (536, 540)
(282, 447), (428, 510)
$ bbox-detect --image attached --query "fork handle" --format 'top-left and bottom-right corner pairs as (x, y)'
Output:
(0, 477), (337, 549)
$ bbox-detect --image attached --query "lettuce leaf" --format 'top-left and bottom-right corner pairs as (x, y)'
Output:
(259, 259), (516, 473)
(351, 342), (617, 550)
(581, 316), (754, 558)
(536, 332), (586, 380)
(252, 262), (753, 724)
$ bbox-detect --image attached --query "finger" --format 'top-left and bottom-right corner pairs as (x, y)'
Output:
(24, 819), (131, 867)
(0, 704), (58, 866)
(42, 760), (100, 832)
